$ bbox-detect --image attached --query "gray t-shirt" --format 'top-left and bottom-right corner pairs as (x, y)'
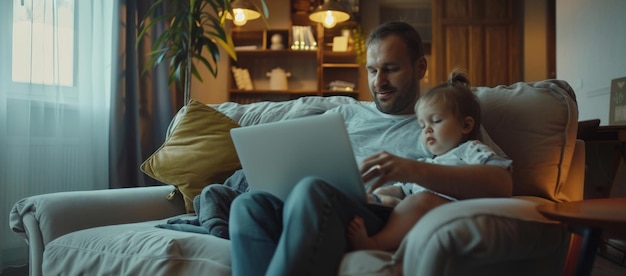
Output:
(326, 102), (429, 165)
(327, 102), (506, 165)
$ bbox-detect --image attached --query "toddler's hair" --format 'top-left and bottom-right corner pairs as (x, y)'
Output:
(416, 69), (482, 139)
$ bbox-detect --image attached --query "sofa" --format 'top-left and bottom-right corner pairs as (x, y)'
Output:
(10, 79), (583, 275)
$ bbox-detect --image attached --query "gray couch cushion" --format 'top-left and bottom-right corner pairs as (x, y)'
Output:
(43, 216), (232, 275)
(474, 80), (578, 201)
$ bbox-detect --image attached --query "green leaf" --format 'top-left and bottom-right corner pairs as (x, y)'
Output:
(196, 50), (218, 77)
(190, 62), (204, 82)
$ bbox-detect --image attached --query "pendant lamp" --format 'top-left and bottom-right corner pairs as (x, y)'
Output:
(309, 0), (350, 28)
(226, 0), (261, 26)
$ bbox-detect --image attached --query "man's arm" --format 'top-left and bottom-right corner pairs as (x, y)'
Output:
(362, 151), (512, 199)
(406, 163), (512, 199)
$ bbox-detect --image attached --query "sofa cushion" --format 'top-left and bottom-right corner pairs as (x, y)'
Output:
(141, 99), (241, 213)
(42, 217), (232, 275)
(473, 80), (578, 201)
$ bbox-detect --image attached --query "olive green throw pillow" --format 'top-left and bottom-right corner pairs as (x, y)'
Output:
(141, 99), (241, 213)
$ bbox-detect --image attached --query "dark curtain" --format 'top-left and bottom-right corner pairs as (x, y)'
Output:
(109, 0), (183, 188)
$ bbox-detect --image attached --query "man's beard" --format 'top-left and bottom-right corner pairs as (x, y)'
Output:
(373, 84), (419, 114)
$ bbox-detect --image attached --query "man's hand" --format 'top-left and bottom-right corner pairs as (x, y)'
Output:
(361, 151), (419, 193)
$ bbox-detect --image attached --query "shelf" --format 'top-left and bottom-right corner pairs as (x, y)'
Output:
(229, 92), (318, 104)
(322, 63), (360, 68)
(322, 89), (359, 94)
(323, 51), (359, 64)
(235, 49), (317, 56)
(324, 51), (357, 57)
(228, 4), (362, 104)
(230, 89), (318, 94)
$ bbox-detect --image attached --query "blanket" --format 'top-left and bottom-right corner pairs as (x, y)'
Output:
(156, 169), (249, 238)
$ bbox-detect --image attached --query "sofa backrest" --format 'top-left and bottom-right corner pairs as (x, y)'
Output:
(473, 80), (579, 202)
(175, 80), (579, 203)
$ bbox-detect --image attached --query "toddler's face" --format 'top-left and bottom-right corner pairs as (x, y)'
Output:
(417, 101), (469, 156)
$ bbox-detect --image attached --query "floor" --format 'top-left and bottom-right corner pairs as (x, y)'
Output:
(593, 240), (626, 276)
(592, 254), (626, 276)
(1, 254), (625, 276)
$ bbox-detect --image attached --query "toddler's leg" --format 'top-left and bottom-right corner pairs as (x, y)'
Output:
(194, 184), (242, 239)
(346, 216), (375, 250)
(373, 186), (405, 206)
(374, 185), (405, 199)
(349, 192), (451, 251)
(194, 169), (249, 239)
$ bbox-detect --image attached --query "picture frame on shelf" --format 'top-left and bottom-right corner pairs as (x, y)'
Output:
(610, 76), (626, 125)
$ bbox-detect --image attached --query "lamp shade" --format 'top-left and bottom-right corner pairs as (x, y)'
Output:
(225, 0), (261, 26)
(309, 0), (350, 28)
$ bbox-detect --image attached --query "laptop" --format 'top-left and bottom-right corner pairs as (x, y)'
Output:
(230, 112), (371, 203)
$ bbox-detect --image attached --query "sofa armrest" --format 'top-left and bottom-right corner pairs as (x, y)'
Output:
(10, 185), (185, 247)
(398, 197), (570, 276)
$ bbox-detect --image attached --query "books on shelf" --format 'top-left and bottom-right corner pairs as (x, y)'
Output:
(234, 45), (259, 51)
(232, 67), (253, 90)
(291, 25), (317, 51)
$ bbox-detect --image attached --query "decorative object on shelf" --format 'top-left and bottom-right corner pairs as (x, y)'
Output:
(610, 76), (626, 125)
(137, 0), (268, 106)
(267, 67), (291, 90)
(270, 33), (284, 50)
(332, 30), (348, 52)
(232, 67), (254, 90)
(309, 0), (350, 28)
(291, 25), (317, 50)
(224, 0), (264, 27)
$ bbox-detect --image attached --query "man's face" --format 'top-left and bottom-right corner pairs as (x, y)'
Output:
(366, 35), (426, 115)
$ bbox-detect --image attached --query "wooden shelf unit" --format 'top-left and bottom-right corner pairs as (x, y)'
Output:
(228, 23), (361, 103)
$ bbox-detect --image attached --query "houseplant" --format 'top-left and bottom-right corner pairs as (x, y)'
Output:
(138, 0), (268, 105)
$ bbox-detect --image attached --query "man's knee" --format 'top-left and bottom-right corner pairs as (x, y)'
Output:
(232, 191), (263, 211)
(289, 177), (334, 202)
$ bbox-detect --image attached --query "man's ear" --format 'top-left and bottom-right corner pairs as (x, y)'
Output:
(462, 116), (475, 134)
(415, 56), (428, 80)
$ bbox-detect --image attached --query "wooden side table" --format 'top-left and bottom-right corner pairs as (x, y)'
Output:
(537, 198), (626, 276)
(583, 125), (626, 198)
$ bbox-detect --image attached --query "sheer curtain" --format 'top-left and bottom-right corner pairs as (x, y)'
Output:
(0, 0), (115, 270)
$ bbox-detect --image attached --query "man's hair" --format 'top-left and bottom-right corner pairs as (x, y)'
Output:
(416, 69), (482, 140)
(366, 21), (425, 62)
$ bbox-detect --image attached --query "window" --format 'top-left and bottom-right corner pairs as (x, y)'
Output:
(12, 0), (75, 87)
(1, 0), (112, 269)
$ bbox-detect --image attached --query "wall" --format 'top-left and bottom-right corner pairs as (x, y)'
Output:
(556, 0), (626, 124)
(523, 0), (549, 81)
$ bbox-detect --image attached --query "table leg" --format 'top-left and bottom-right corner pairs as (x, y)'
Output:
(575, 227), (603, 276)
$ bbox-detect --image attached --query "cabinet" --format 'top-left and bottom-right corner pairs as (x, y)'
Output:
(228, 25), (361, 103)
(431, 0), (522, 87)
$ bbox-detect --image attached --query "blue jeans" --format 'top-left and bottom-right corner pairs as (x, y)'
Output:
(229, 176), (390, 276)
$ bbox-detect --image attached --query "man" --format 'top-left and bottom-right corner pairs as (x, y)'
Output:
(229, 21), (513, 276)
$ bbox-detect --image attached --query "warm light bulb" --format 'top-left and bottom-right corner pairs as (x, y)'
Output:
(323, 11), (336, 28)
(233, 9), (247, 26)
